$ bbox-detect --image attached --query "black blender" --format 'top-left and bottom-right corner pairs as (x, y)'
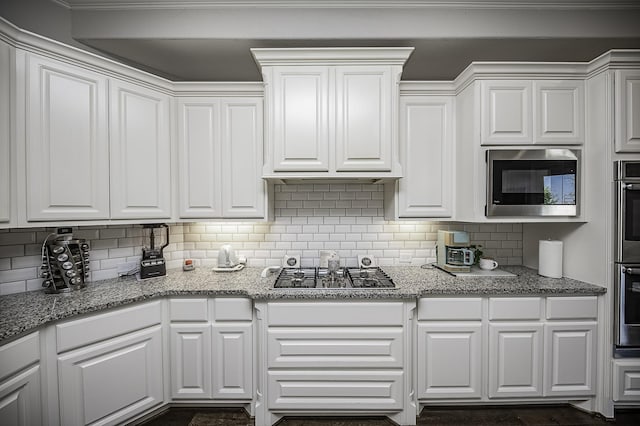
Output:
(140, 224), (169, 279)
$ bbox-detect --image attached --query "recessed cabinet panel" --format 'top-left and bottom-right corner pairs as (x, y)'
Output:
(212, 323), (252, 399)
(489, 323), (543, 398)
(0, 41), (11, 223)
(614, 360), (640, 401)
(221, 99), (265, 218)
(26, 54), (110, 220)
(543, 323), (596, 397)
(336, 66), (392, 171)
(417, 323), (482, 399)
(177, 99), (222, 218)
(58, 326), (163, 425)
(615, 70), (640, 152)
(535, 80), (584, 144)
(397, 96), (453, 218)
(271, 67), (329, 171)
(170, 324), (212, 399)
(110, 79), (171, 219)
(481, 81), (532, 145)
(0, 366), (41, 426)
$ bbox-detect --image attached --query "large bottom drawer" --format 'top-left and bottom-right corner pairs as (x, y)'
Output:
(267, 370), (403, 411)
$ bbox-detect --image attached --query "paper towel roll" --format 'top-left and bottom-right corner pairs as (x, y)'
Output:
(539, 240), (563, 278)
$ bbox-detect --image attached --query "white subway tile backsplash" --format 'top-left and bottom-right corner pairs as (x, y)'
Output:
(1, 184), (522, 294)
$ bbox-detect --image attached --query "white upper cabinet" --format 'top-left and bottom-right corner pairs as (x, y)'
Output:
(481, 80), (533, 145)
(335, 66), (393, 171)
(177, 96), (266, 219)
(535, 80), (584, 144)
(25, 53), (110, 221)
(177, 98), (222, 218)
(0, 40), (11, 224)
(220, 98), (266, 218)
(269, 66), (330, 172)
(389, 95), (453, 218)
(110, 79), (172, 219)
(615, 70), (640, 152)
(253, 48), (412, 179)
(481, 79), (584, 145)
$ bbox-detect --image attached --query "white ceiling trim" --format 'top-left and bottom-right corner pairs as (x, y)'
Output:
(55, 0), (640, 11)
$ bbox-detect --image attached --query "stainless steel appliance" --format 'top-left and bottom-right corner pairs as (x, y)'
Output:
(140, 224), (169, 279)
(436, 230), (474, 273)
(40, 228), (90, 293)
(486, 149), (580, 217)
(614, 161), (640, 356)
(273, 267), (395, 289)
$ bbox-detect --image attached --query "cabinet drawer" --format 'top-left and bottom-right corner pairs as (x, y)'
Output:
(489, 297), (541, 320)
(213, 298), (252, 321)
(268, 327), (403, 368)
(0, 332), (40, 382)
(170, 298), (208, 321)
(418, 298), (482, 320)
(613, 360), (640, 402)
(56, 301), (162, 353)
(546, 296), (597, 320)
(268, 302), (404, 326)
(268, 370), (403, 411)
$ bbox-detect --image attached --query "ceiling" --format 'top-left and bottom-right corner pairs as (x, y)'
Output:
(48, 1), (640, 81)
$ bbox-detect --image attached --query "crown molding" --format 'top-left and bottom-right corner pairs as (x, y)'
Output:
(173, 82), (264, 96)
(251, 47), (414, 67)
(400, 81), (456, 95)
(58, 1), (640, 11)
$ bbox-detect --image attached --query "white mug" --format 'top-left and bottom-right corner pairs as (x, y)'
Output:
(479, 257), (498, 270)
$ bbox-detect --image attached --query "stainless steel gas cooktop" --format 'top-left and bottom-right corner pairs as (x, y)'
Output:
(273, 267), (395, 289)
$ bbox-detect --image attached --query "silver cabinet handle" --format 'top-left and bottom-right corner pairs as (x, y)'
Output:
(623, 267), (640, 276)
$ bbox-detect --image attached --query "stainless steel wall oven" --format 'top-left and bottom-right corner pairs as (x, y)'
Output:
(614, 161), (640, 357)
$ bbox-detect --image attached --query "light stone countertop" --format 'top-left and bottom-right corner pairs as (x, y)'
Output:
(0, 265), (605, 344)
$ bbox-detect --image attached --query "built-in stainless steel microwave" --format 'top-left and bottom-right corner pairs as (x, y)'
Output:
(486, 149), (580, 217)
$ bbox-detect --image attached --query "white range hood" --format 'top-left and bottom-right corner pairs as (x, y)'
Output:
(252, 47), (414, 183)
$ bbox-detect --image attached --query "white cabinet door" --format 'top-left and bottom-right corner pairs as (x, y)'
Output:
(170, 324), (212, 399)
(615, 70), (640, 152)
(397, 96), (453, 218)
(481, 80), (533, 145)
(212, 323), (252, 399)
(220, 98), (265, 218)
(613, 359), (640, 402)
(543, 322), (596, 397)
(269, 66), (330, 171)
(417, 322), (482, 399)
(177, 98), (222, 218)
(488, 323), (543, 398)
(0, 366), (41, 426)
(58, 326), (163, 426)
(110, 79), (171, 219)
(0, 41), (11, 223)
(25, 53), (110, 220)
(335, 66), (393, 171)
(534, 80), (584, 144)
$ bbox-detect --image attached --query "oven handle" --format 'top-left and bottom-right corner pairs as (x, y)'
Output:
(623, 266), (640, 276)
(624, 183), (640, 191)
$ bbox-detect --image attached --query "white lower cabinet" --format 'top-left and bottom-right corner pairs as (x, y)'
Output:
(543, 323), (596, 397)
(0, 332), (42, 426)
(418, 296), (598, 405)
(57, 326), (163, 426)
(613, 359), (640, 402)
(170, 324), (212, 399)
(417, 322), (482, 399)
(169, 298), (253, 402)
(257, 300), (415, 426)
(489, 323), (544, 398)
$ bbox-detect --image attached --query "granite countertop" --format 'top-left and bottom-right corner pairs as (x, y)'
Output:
(0, 265), (605, 344)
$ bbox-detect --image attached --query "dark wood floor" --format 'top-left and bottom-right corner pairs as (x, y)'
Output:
(139, 405), (640, 425)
